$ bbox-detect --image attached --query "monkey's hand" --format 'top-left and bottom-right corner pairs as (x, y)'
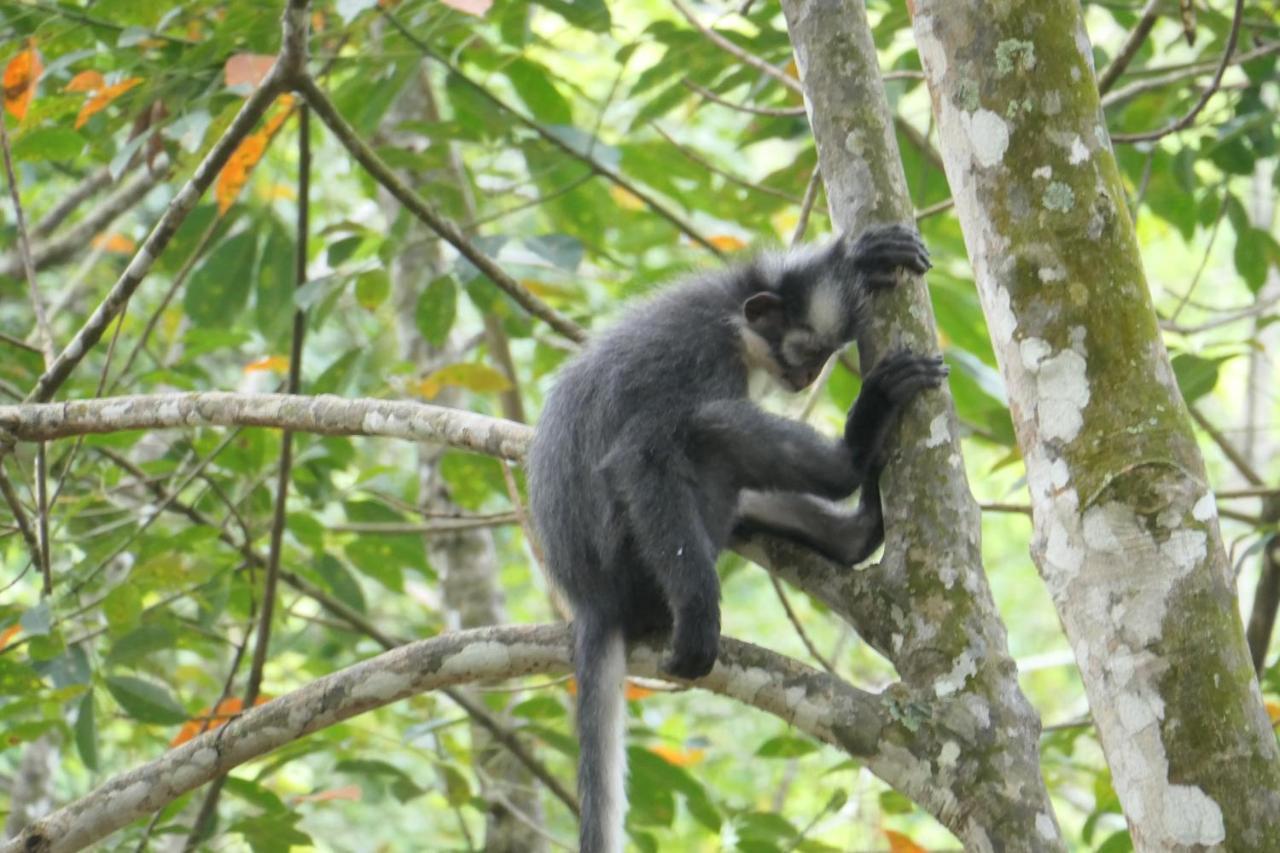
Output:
(844, 350), (948, 468)
(847, 223), (931, 289)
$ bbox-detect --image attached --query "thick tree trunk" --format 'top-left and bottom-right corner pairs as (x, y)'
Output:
(780, 1), (1064, 848)
(910, 2), (1280, 849)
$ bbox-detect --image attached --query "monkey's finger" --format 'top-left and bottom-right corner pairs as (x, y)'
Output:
(858, 240), (932, 275)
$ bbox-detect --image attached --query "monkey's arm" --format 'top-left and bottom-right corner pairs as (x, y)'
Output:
(732, 485), (884, 567)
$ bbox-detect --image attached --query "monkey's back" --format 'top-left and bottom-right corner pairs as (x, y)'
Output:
(527, 272), (750, 618)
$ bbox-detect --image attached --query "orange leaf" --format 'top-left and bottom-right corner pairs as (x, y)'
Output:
(75, 77), (142, 129)
(1266, 700), (1280, 724)
(708, 234), (747, 252)
(225, 53), (275, 88)
(244, 355), (289, 374)
(169, 696), (268, 747)
(624, 682), (655, 702)
(293, 785), (362, 804)
(215, 94), (294, 214)
(648, 744), (705, 767)
(884, 829), (927, 853)
(65, 69), (105, 93)
(3, 42), (42, 120)
(0, 624), (19, 651)
(91, 233), (137, 254)
(440, 0), (492, 15)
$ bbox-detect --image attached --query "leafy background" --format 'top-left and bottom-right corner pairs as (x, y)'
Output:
(1, 0), (1278, 850)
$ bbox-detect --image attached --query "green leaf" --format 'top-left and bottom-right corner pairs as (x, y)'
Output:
(506, 58), (573, 125)
(75, 692), (98, 771)
(230, 813), (313, 853)
(13, 128), (86, 162)
(755, 735), (819, 758)
(1235, 228), (1270, 293)
(105, 675), (188, 724)
(224, 776), (288, 813)
(1170, 353), (1225, 404)
(415, 276), (458, 347)
(355, 269), (390, 310)
(255, 220), (296, 342)
(185, 231), (257, 328)
(537, 0), (611, 32)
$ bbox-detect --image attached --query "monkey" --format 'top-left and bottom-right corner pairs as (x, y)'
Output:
(525, 223), (946, 853)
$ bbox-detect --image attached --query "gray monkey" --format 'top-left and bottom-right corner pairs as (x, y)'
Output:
(526, 224), (946, 853)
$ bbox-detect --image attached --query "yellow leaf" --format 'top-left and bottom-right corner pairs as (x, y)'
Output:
(521, 279), (574, 300)
(413, 363), (512, 400)
(215, 94), (294, 214)
(610, 185), (645, 211)
(3, 42), (42, 121)
(65, 69), (104, 93)
(649, 744), (705, 767)
(784, 58), (799, 79)
(244, 355), (290, 374)
(91, 233), (137, 254)
(224, 53), (276, 88)
(1266, 700), (1280, 724)
(75, 77), (142, 129)
(884, 829), (927, 853)
(708, 234), (747, 252)
(0, 624), (19, 651)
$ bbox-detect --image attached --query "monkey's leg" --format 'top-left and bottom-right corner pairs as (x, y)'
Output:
(733, 484), (884, 567)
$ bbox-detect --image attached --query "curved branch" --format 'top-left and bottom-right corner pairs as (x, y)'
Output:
(1110, 0), (1244, 143)
(671, 0), (805, 95)
(2, 624), (885, 853)
(1095, 0), (1161, 94)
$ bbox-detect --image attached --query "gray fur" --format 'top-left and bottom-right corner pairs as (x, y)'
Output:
(526, 224), (942, 852)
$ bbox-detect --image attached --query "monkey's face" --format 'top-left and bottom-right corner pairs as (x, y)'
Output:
(740, 291), (837, 392)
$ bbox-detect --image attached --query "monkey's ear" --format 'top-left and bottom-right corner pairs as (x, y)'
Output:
(743, 292), (784, 326)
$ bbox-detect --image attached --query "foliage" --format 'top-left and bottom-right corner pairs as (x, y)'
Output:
(0, 0), (1278, 850)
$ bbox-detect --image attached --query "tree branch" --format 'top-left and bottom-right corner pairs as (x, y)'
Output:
(2, 625), (888, 853)
(1096, 0), (1162, 94)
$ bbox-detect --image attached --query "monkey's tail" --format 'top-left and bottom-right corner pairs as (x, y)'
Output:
(574, 617), (628, 853)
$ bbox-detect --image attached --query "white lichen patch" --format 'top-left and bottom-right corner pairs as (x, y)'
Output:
(1164, 785), (1226, 845)
(1038, 266), (1066, 283)
(732, 665), (773, 702)
(1019, 337), (1051, 370)
(968, 109), (1010, 167)
(1192, 492), (1217, 522)
(934, 652), (978, 698)
(1043, 181), (1076, 212)
(438, 641), (512, 678)
(1035, 349), (1090, 442)
(1036, 812), (1057, 840)
(1069, 136), (1090, 164)
(1032, 165), (1053, 180)
(986, 286), (1018, 346)
(938, 740), (961, 769)
(925, 413), (949, 448)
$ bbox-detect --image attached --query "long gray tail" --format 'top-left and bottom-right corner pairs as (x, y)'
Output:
(574, 618), (627, 853)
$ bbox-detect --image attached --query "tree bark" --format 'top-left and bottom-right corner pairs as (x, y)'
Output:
(910, 2), (1280, 849)
(778, 2), (1064, 849)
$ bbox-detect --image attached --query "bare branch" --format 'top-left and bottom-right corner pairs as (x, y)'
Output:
(1110, 0), (1244, 143)
(0, 117), (54, 364)
(2, 625), (886, 853)
(671, 0), (805, 95)
(31, 166), (115, 239)
(682, 79), (807, 117)
(1096, 0), (1162, 94)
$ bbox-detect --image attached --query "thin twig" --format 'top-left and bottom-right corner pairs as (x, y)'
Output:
(1162, 289), (1280, 334)
(0, 467), (42, 593)
(791, 165), (823, 247)
(331, 516), (520, 534)
(0, 118), (54, 365)
(768, 573), (836, 673)
(1189, 406), (1264, 487)
(651, 122), (804, 204)
(298, 76), (588, 343)
(32, 166), (115, 239)
(682, 79), (807, 117)
(1101, 41), (1280, 109)
(1110, 0), (1244, 143)
(1096, 0), (1162, 94)
(915, 198), (954, 220)
(1168, 196), (1225, 324)
(671, 0), (805, 95)
(381, 9), (724, 259)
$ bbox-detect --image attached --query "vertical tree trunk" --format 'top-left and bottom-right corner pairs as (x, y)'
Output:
(780, 2), (1065, 848)
(910, 2), (1280, 849)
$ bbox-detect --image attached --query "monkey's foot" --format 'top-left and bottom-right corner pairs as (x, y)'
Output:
(660, 619), (719, 680)
(849, 223), (931, 288)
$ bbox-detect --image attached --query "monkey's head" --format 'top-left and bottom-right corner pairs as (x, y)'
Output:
(738, 238), (864, 392)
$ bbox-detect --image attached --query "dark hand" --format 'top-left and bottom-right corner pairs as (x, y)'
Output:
(848, 224), (931, 289)
(844, 350), (949, 445)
